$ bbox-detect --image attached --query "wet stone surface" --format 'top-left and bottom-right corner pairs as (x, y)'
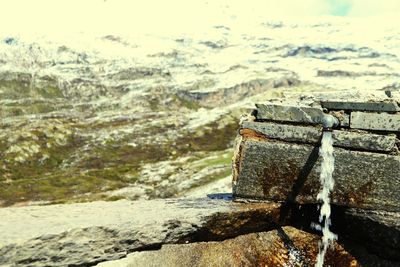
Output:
(342, 208), (400, 261)
(96, 226), (359, 267)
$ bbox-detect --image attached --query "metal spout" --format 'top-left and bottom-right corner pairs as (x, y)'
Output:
(322, 114), (339, 132)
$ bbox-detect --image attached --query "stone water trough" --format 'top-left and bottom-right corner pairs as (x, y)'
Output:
(233, 99), (400, 212)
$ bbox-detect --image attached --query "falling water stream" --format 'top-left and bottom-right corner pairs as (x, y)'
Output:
(315, 131), (337, 267)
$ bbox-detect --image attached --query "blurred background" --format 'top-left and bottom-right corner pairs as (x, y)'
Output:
(1, 0), (399, 206)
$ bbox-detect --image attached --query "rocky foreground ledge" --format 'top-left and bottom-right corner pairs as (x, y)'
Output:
(1, 198), (279, 267)
(0, 198), (399, 266)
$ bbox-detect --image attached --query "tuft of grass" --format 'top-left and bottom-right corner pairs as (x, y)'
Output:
(0, 77), (63, 100)
(0, 79), (31, 99)
(173, 119), (239, 153)
(36, 85), (64, 99)
(173, 95), (201, 110)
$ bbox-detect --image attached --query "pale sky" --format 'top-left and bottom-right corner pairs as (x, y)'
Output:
(0, 0), (399, 35)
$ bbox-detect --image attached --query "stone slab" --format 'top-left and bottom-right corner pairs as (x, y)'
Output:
(233, 138), (400, 211)
(343, 209), (400, 260)
(0, 199), (281, 267)
(321, 101), (400, 112)
(97, 226), (358, 267)
(350, 111), (400, 132)
(241, 121), (396, 152)
(338, 112), (350, 127)
(255, 104), (326, 125)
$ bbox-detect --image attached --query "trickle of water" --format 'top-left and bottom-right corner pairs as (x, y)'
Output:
(315, 131), (337, 267)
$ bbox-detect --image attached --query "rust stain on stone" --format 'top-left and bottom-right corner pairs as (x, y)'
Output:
(332, 181), (374, 208)
(262, 161), (301, 201)
(301, 179), (320, 196)
(125, 226), (359, 267)
(239, 128), (268, 141)
(232, 135), (245, 185)
(234, 128), (272, 190)
(259, 227), (360, 267)
(191, 202), (282, 242)
(325, 245), (360, 267)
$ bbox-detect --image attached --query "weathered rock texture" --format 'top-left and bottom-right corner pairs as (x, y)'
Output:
(350, 111), (400, 132)
(234, 101), (400, 212)
(342, 209), (400, 261)
(242, 121), (396, 152)
(97, 226), (359, 267)
(255, 103), (327, 125)
(321, 100), (400, 112)
(1, 198), (397, 267)
(233, 135), (400, 211)
(275, 203), (400, 265)
(0, 199), (282, 267)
